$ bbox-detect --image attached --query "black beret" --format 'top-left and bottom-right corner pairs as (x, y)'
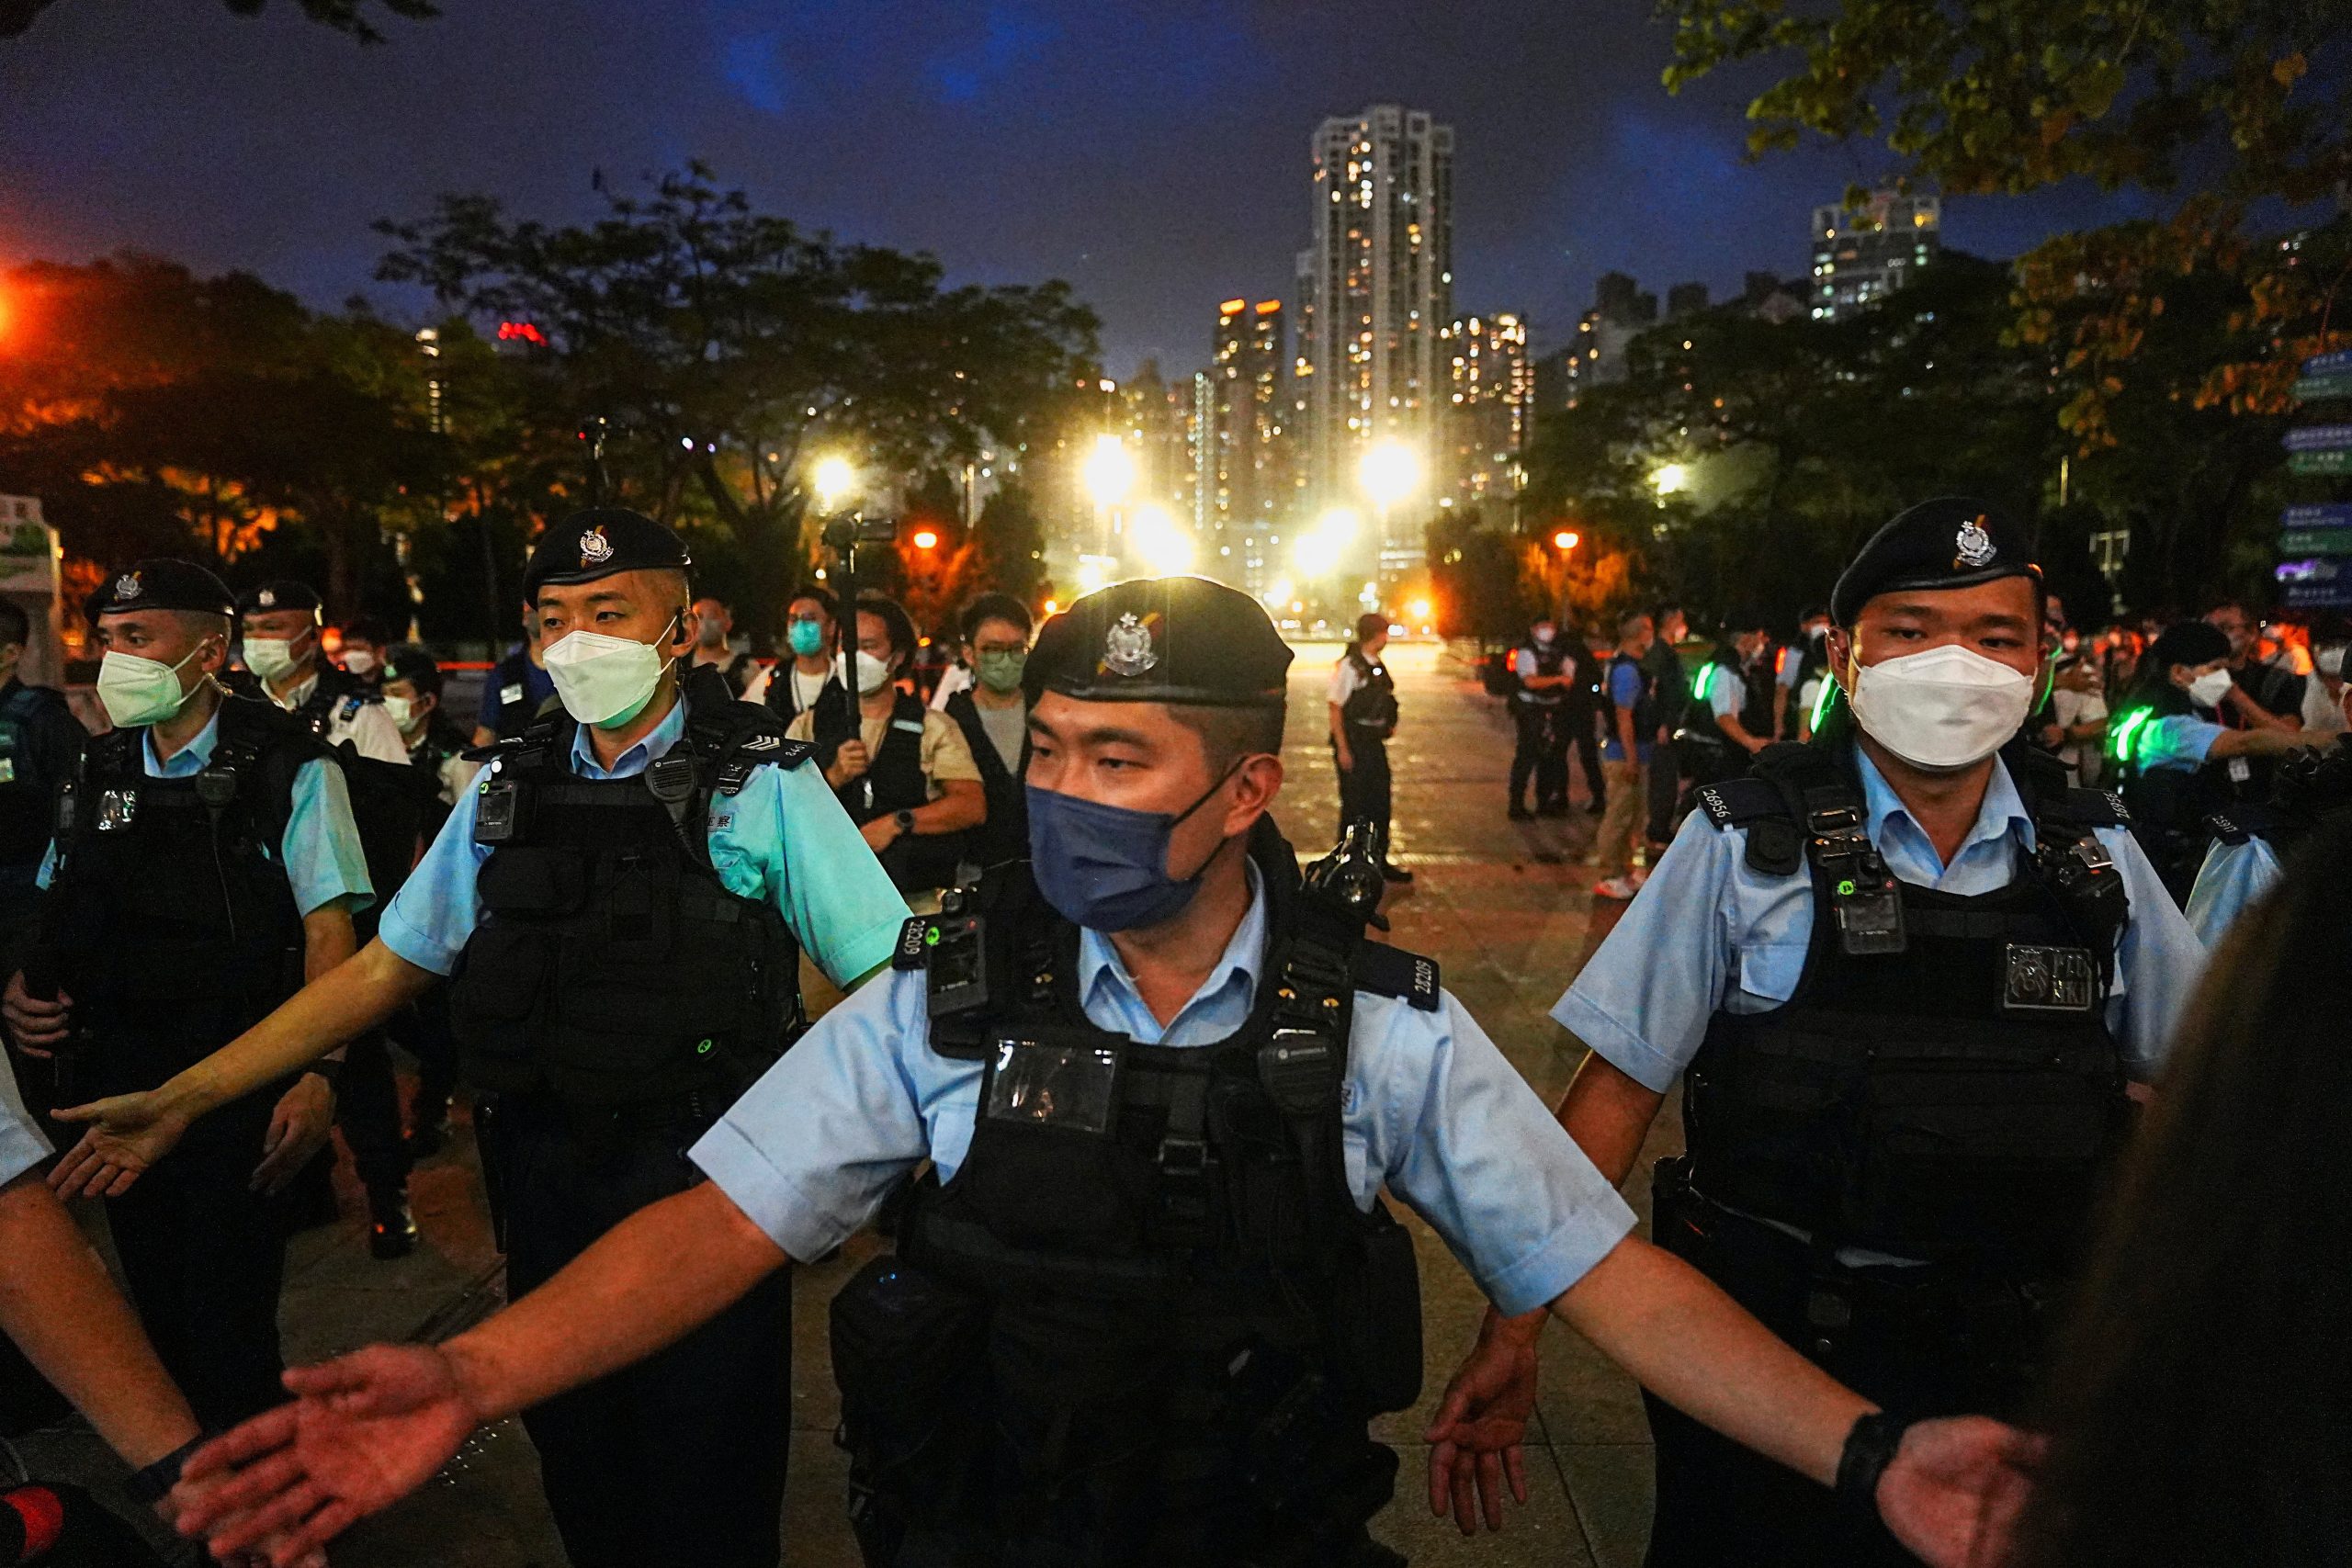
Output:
(1830, 497), (2041, 626)
(89, 558), (235, 621)
(1025, 576), (1292, 709)
(524, 508), (692, 601)
(236, 579), (323, 618)
(2144, 620), (2231, 675)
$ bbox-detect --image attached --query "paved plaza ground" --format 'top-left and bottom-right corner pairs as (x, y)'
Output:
(24, 637), (1678, 1567)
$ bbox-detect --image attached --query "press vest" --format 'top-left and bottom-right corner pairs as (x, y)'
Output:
(446, 683), (811, 1111)
(487, 647), (547, 742)
(1682, 737), (2134, 1268)
(1340, 649), (1398, 739)
(943, 690), (1027, 873)
(831, 820), (1433, 1567)
(43, 697), (317, 1095)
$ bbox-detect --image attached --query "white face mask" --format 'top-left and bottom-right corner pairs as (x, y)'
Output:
(382, 694), (418, 733)
(342, 648), (378, 676)
(2318, 646), (2346, 678)
(2188, 668), (2235, 710)
(853, 650), (895, 696)
(1848, 642), (2035, 772)
(242, 635), (306, 682)
(542, 617), (677, 729)
(96, 644), (209, 728)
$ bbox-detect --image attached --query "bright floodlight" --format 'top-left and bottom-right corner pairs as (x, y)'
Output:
(1651, 462), (1690, 496)
(812, 455), (857, 510)
(1408, 597), (1432, 624)
(1295, 530), (1342, 578)
(1316, 506), (1363, 543)
(1082, 435), (1137, 509)
(1130, 504), (1194, 575)
(1263, 577), (1294, 608)
(1358, 441), (1421, 507)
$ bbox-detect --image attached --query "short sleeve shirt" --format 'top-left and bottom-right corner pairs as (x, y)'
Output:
(0, 1051), (51, 1188)
(381, 694), (909, 985)
(1602, 660), (1651, 763)
(2136, 714), (2225, 773)
(692, 868), (1638, 1316)
(1329, 656), (1365, 708)
(2186, 834), (2282, 948)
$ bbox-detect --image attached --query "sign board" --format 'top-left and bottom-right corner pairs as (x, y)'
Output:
(0, 500), (56, 598)
(2285, 581), (2352, 609)
(2276, 558), (2343, 586)
(2298, 375), (2352, 403)
(2284, 423), (2352, 453)
(2304, 350), (2352, 378)
(2284, 503), (2352, 529)
(2290, 449), (2352, 476)
(2279, 529), (2352, 556)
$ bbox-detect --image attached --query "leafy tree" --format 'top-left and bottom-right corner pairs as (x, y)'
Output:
(374, 164), (1100, 642)
(0, 0), (435, 41)
(1659, 0), (2352, 438)
(971, 481), (1048, 610)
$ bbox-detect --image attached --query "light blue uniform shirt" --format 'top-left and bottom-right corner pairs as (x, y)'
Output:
(0, 1052), (50, 1188)
(36, 706), (374, 919)
(2135, 713), (2225, 773)
(1554, 749), (2204, 1095)
(1707, 665), (1747, 722)
(380, 694), (909, 986)
(2186, 834), (2281, 948)
(692, 866), (1639, 1317)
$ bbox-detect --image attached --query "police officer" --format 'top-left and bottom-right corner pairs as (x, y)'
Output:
(379, 648), (478, 1155)
(1507, 615), (1573, 819)
(2186, 677), (2352, 945)
(1642, 604), (1691, 857)
(472, 609), (556, 747)
(240, 579), (420, 1258)
(3, 559), (373, 1429)
(2107, 619), (2314, 901)
(1329, 610), (1410, 881)
(0, 600), (89, 1002)
(44, 513), (910, 1568)
(1437, 499), (2209, 1567)
(938, 591), (1034, 873)
(175, 576), (2037, 1568)
(1671, 611), (1777, 795)
(1778, 605), (1831, 740)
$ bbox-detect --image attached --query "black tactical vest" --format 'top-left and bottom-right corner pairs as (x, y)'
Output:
(943, 689), (1028, 873)
(1515, 641), (1567, 705)
(832, 820), (1432, 1567)
(43, 696), (316, 1094)
(446, 682), (810, 1111)
(0, 681), (75, 868)
(2205, 734), (2352, 862)
(1683, 736), (2134, 1269)
(1340, 649), (1398, 739)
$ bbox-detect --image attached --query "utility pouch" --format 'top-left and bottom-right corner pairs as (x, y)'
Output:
(965, 1027), (1149, 1252)
(830, 1256), (989, 1566)
(1328, 1201), (1424, 1415)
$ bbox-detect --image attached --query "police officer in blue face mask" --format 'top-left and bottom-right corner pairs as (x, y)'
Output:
(171, 576), (2044, 1568)
(1430, 499), (2211, 1568)
(38, 513), (910, 1568)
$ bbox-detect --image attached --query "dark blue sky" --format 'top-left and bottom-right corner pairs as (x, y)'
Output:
(0, 0), (2163, 376)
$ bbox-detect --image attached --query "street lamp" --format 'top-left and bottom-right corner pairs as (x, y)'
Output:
(1650, 462), (1690, 499)
(1357, 441), (1422, 588)
(1081, 434), (1136, 559)
(1129, 503), (1194, 575)
(1553, 529), (1581, 551)
(813, 455), (858, 512)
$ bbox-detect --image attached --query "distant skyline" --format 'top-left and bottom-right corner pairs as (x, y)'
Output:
(0, 0), (2169, 379)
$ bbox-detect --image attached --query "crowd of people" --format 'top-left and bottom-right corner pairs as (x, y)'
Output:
(0, 495), (2343, 1568)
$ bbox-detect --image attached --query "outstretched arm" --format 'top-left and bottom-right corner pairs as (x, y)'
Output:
(177, 1180), (790, 1564)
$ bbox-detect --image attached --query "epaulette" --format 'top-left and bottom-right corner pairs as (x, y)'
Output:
(890, 914), (933, 971)
(1353, 941), (1441, 1012)
(1690, 776), (1787, 831)
(688, 700), (817, 796)
(2042, 785), (2132, 830)
(2203, 804), (2276, 848)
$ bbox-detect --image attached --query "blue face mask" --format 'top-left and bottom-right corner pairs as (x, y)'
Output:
(1025, 763), (1242, 932)
(786, 618), (827, 658)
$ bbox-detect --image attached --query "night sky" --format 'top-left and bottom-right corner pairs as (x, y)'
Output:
(2, 0), (2164, 376)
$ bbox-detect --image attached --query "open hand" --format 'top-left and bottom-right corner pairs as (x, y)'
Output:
(1423, 1310), (1544, 1534)
(48, 1090), (192, 1199)
(251, 1074), (334, 1195)
(1877, 1416), (2045, 1568)
(3, 969), (72, 1055)
(175, 1344), (483, 1566)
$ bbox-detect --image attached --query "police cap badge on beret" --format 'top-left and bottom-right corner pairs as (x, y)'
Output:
(1829, 497), (2041, 626)
(523, 508), (693, 602)
(235, 579), (324, 618)
(1025, 576), (1293, 709)
(89, 558), (237, 622)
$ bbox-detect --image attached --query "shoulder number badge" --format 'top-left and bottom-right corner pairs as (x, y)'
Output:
(1954, 513), (1996, 569)
(1101, 612), (1159, 678)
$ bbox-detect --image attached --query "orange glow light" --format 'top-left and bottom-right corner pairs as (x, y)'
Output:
(1407, 598), (1432, 623)
(1554, 530), (1580, 550)
(1042, 599), (1059, 615)
(911, 529), (940, 550)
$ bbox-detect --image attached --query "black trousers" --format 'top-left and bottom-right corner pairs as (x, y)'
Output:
(334, 1030), (410, 1191)
(1643, 1162), (2041, 1568)
(1335, 734), (1393, 845)
(1645, 739), (1683, 844)
(1565, 704), (1605, 807)
(1509, 704), (1568, 810)
(384, 983), (462, 1130)
(106, 1095), (294, 1430)
(490, 1099), (792, 1568)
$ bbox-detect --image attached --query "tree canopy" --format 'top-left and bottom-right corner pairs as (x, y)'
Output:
(0, 0), (436, 42)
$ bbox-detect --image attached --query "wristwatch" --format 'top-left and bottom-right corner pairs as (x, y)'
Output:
(127, 1434), (208, 1505)
(893, 809), (917, 834)
(1835, 1410), (1914, 1522)
(304, 1056), (345, 1089)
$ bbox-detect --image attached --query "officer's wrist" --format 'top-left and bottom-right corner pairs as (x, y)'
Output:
(439, 1335), (514, 1424)
(1835, 1409), (1913, 1519)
